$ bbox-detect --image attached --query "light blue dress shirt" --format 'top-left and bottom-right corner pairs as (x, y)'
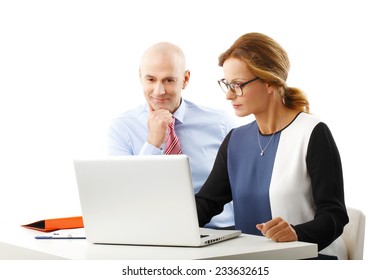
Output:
(107, 99), (236, 228)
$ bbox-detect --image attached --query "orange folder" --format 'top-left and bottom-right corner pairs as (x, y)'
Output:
(22, 216), (84, 232)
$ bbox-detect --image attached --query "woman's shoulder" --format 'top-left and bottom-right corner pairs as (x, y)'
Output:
(295, 112), (322, 125)
(232, 120), (257, 133)
(287, 112), (325, 133)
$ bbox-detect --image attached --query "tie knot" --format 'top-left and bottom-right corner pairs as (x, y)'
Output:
(169, 118), (175, 129)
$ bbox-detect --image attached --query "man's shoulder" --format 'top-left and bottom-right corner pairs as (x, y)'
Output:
(183, 99), (231, 118)
(109, 104), (147, 131)
(182, 99), (236, 132)
(115, 103), (147, 120)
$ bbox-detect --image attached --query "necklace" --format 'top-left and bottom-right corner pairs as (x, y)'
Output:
(257, 132), (275, 156)
(257, 114), (287, 156)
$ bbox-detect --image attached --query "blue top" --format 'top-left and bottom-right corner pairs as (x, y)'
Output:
(107, 99), (236, 228)
(228, 121), (281, 234)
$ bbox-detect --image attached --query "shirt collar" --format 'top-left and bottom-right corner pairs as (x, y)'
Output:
(172, 98), (185, 125)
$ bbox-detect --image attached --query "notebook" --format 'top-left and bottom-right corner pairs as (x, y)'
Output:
(73, 155), (241, 247)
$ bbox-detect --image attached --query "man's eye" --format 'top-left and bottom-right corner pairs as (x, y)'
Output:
(165, 79), (176, 83)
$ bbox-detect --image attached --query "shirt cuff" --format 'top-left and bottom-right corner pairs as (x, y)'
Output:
(139, 142), (164, 155)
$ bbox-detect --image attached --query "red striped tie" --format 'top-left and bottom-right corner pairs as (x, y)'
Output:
(164, 118), (182, 155)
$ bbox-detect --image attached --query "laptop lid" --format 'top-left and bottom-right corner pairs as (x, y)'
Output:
(73, 155), (240, 247)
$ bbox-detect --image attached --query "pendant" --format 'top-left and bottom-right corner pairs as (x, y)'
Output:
(260, 151), (264, 156)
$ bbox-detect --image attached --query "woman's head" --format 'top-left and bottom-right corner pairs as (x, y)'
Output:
(219, 32), (309, 113)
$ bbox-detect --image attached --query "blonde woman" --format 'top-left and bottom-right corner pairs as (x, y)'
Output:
(196, 32), (348, 259)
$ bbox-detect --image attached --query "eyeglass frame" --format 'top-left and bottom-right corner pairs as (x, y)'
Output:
(218, 77), (260, 96)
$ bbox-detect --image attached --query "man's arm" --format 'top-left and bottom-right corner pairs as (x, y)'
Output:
(107, 119), (135, 155)
(146, 104), (173, 149)
(107, 104), (173, 156)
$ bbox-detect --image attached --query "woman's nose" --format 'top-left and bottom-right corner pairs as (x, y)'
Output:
(225, 88), (236, 100)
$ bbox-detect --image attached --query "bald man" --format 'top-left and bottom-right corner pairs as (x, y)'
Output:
(107, 42), (235, 229)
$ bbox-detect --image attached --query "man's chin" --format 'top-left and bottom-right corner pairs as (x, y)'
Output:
(150, 104), (169, 111)
(148, 98), (181, 113)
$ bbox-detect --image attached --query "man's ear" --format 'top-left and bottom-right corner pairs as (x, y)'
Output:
(182, 70), (190, 89)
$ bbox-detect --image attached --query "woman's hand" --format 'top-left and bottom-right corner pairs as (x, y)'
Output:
(256, 217), (298, 242)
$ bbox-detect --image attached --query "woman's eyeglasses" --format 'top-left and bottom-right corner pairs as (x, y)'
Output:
(218, 77), (260, 96)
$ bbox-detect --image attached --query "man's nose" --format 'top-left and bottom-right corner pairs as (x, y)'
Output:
(154, 82), (165, 95)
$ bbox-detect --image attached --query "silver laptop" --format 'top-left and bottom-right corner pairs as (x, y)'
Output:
(73, 155), (241, 247)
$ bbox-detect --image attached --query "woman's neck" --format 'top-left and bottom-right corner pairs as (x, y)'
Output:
(255, 106), (296, 135)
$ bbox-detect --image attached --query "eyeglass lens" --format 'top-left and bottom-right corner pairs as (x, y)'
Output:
(219, 80), (242, 95)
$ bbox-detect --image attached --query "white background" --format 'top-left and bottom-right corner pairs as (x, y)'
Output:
(0, 0), (388, 266)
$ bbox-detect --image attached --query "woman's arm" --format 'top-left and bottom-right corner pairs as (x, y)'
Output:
(293, 122), (349, 250)
(195, 130), (234, 227)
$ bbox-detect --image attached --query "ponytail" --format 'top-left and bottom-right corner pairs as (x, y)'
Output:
(283, 86), (310, 113)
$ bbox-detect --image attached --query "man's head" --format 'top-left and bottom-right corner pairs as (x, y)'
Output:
(139, 42), (190, 113)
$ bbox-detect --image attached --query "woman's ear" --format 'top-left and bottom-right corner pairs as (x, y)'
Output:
(266, 83), (273, 94)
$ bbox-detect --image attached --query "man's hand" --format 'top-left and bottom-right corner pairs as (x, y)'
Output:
(147, 104), (173, 148)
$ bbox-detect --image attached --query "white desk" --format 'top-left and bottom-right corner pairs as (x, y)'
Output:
(0, 225), (317, 260)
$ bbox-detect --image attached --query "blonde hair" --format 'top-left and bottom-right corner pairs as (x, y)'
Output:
(219, 32), (310, 113)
